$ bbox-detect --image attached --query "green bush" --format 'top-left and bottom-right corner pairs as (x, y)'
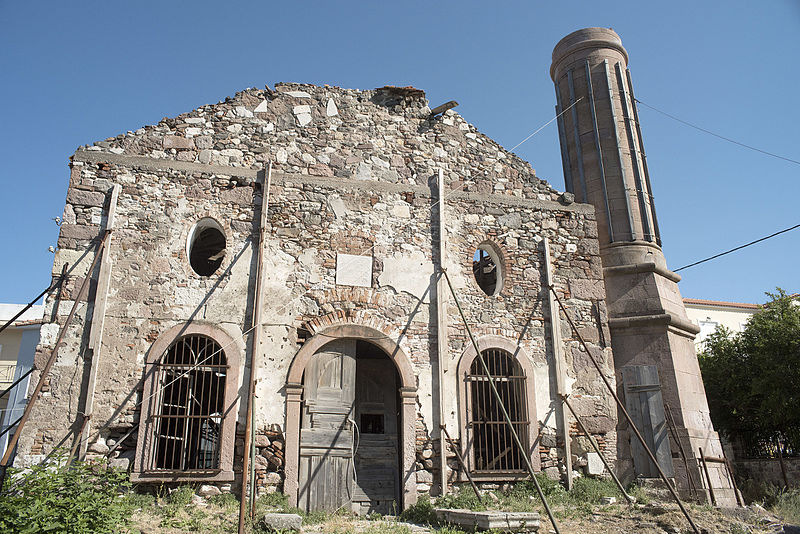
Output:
(168, 484), (196, 506)
(435, 486), (485, 511)
(0, 456), (132, 534)
(400, 493), (437, 524)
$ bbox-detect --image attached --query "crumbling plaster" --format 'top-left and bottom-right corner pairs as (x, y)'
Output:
(18, 83), (617, 499)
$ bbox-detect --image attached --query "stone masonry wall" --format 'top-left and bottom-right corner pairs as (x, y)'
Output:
(18, 83), (617, 497)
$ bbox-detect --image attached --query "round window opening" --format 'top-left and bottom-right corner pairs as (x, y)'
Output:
(188, 218), (226, 276)
(472, 243), (503, 296)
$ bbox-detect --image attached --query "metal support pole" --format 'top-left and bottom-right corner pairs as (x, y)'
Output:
(441, 269), (562, 534)
(560, 395), (633, 504)
(664, 404), (699, 498)
(615, 62), (653, 242)
(440, 425), (482, 504)
(584, 60), (615, 242)
(724, 457), (743, 507)
(699, 447), (716, 506)
(67, 414), (90, 466)
(548, 285), (700, 534)
(603, 59), (636, 241)
(105, 423), (138, 458)
(249, 397), (257, 515)
(0, 277), (63, 336)
(566, 70), (588, 204)
(239, 162), (272, 534)
(0, 416), (23, 440)
(0, 232), (110, 480)
(0, 369), (33, 401)
(554, 83), (574, 195)
(626, 68), (661, 246)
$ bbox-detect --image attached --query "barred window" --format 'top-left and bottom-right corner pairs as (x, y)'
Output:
(467, 348), (528, 473)
(151, 335), (227, 471)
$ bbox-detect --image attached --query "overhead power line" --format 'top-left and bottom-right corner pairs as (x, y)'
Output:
(674, 223), (800, 272)
(508, 97), (582, 152)
(635, 99), (800, 167)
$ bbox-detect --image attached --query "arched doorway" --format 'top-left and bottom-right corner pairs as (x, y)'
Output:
(284, 324), (417, 512)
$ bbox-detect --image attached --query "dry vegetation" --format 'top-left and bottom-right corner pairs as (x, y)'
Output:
(127, 477), (798, 534)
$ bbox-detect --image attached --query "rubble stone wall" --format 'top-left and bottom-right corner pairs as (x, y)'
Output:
(17, 83), (617, 497)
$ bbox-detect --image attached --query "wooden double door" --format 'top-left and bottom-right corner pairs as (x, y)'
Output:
(297, 339), (400, 514)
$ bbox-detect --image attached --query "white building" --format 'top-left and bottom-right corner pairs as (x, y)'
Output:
(683, 298), (759, 352)
(0, 303), (44, 457)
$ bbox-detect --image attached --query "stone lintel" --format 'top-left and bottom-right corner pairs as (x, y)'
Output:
(603, 261), (681, 283)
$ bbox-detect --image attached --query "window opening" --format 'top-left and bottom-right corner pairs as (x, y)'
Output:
(467, 348), (528, 473)
(360, 413), (385, 434)
(188, 219), (226, 276)
(152, 335), (227, 471)
(472, 243), (502, 296)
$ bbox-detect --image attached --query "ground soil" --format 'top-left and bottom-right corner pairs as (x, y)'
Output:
(132, 498), (795, 533)
(299, 503), (791, 534)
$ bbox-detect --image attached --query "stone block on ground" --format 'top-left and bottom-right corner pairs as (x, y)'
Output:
(435, 509), (540, 532)
(262, 513), (302, 532)
(198, 484), (221, 497)
(586, 452), (605, 475)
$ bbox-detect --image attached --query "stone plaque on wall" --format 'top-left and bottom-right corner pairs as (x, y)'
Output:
(335, 253), (372, 287)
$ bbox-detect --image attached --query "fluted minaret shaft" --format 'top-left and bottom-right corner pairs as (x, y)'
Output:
(552, 27), (660, 249)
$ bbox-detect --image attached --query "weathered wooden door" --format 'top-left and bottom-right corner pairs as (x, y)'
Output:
(352, 358), (400, 515)
(298, 339), (357, 512)
(621, 365), (674, 478)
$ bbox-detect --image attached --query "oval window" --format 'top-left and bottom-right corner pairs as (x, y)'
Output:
(472, 243), (503, 296)
(188, 218), (226, 276)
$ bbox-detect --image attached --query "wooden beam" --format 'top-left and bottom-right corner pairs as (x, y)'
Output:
(239, 162), (272, 533)
(543, 238), (572, 490)
(436, 168), (449, 495)
(80, 184), (120, 458)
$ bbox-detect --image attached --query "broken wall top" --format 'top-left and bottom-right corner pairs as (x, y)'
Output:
(74, 82), (562, 200)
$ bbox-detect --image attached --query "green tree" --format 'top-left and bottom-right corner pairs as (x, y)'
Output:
(699, 289), (800, 452)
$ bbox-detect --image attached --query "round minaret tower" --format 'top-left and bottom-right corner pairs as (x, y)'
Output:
(551, 27), (661, 263)
(551, 28), (736, 505)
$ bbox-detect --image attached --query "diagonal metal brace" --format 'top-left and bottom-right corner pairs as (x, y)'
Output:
(440, 268), (562, 534)
(548, 284), (700, 534)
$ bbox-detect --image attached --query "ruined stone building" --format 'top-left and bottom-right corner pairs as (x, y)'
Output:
(10, 28), (734, 511)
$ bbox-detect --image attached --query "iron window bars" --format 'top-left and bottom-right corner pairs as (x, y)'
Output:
(467, 348), (528, 473)
(151, 335), (227, 471)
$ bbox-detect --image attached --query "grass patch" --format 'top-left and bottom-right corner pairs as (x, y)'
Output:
(0, 455), (133, 534)
(361, 523), (412, 534)
(404, 475), (635, 524)
(771, 488), (800, 525)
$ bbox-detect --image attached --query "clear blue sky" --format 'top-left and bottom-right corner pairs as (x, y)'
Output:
(1, 1), (798, 305)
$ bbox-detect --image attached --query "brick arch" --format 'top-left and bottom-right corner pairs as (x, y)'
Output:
(283, 322), (418, 510)
(456, 335), (540, 477)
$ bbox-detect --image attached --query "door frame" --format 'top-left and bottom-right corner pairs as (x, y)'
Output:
(284, 323), (418, 510)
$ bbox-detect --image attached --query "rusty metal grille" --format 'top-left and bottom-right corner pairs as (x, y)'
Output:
(151, 335), (227, 471)
(467, 348), (528, 473)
